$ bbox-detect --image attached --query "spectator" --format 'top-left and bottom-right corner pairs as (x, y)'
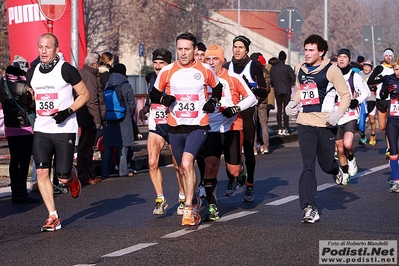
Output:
(0, 58), (39, 204)
(101, 63), (136, 177)
(77, 52), (105, 185)
(270, 51), (296, 136)
(99, 52), (114, 90)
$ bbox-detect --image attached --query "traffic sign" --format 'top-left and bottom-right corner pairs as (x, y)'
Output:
(278, 7), (303, 33)
(38, 0), (67, 21)
(139, 44), (145, 57)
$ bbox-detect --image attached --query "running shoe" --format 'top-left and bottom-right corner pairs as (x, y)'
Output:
(385, 148), (390, 159)
(68, 166), (81, 199)
(254, 148), (258, 156)
(283, 129), (289, 136)
(236, 171), (247, 188)
(205, 204), (220, 221)
(225, 180), (239, 196)
(347, 157), (358, 177)
(176, 199), (185, 216)
(360, 137), (367, 144)
(390, 181), (399, 193)
(181, 205), (201, 226)
(53, 183), (68, 194)
(153, 198), (168, 215)
(198, 185), (206, 198)
(302, 205), (319, 224)
(30, 181), (39, 192)
(260, 145), (269, 154)
(341, 172), (350, 186)
(277, 129), (283, 136)
(243, 186), (254, 202)
(369, 135), (376, 146)
(332, 167), (344, 185)
(41, 215), (61, 232)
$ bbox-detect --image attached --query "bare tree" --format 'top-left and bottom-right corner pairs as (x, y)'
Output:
(0, 2), (9, 69)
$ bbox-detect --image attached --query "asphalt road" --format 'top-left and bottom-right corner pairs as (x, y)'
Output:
(0, 129), (398, 266)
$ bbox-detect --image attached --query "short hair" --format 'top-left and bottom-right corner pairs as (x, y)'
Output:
(304, 34), (328, 58)
(176, 32), (197, 48)
(392, 58), (399, 68)
(100, 52), (114, 66)
(38, 33), (59, 48)
(84, 52), (100, 66)
(268, 57), (278, 66)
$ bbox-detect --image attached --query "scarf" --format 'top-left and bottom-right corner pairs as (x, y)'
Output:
(339, 64), (352, 75)
(40, 54), (60, 71)
(231, 55), (250, 68)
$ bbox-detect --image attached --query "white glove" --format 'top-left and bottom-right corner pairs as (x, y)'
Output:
(285, 100), (298, 116)
(325, 111), (343, 126)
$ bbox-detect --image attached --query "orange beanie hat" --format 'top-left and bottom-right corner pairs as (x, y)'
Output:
(205, 44), (225, 63)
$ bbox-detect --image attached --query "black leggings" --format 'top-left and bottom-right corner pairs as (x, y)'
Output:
(240, 106), (256, 184)
(7, 135), (34, 185)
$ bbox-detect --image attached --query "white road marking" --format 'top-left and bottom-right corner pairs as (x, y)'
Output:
(162, 224), (211, 238)
(218, 211), (258, 222)
(102, 243), (158, 257)
(265, 164), (389, 206)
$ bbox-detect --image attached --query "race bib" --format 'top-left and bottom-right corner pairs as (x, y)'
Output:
(300, 82), (320, 105)
(174, 94), (199, 118)
(336, 101), (356, 117)
(151, 104), (168, 124)
(390, 99), (399, 116)
(36, 93), (59, 116)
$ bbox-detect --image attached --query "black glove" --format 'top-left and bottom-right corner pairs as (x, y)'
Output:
(52, 108), (73, 124)
(20, 91), (32, 106)
(349, 99), (359, 109)
(370, 85), (377, 92)
(202, 98), (217, 113)
(242, 75), (254, 90)
(139, 105), (150, 121)
(222, 106), (241, 118)
(161, 95), (176, 107)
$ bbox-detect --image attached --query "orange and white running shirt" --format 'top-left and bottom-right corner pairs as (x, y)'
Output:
(154, 60), (219, 127)
(30, 60), (77, 133)
(208, 69), (257, 132)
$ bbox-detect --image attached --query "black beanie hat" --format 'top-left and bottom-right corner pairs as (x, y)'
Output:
(196, 42), (207, 52)
(152, 48), (172, 64)
(233, 35), (251, 52)
(357, 55), (365, 63)
(338, 48), (351, 60)
(278, 51), (287, 61)
(114, 63), (127, 77)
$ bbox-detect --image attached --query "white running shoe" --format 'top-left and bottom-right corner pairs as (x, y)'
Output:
(302, 205), (319, 224)
(347, 157), (358, 176)
(390, 181), (399, 193)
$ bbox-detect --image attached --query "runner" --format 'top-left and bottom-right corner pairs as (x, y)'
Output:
(203, 44), (257, 220)
(149, 32), (223, 226)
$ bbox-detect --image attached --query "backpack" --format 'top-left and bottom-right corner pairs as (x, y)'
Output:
(104, 81), (127, 121)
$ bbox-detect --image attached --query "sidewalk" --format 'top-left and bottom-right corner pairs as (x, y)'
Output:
(0, 111), (298, 188)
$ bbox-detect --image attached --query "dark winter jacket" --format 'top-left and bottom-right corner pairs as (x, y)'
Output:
(270, 60), (296, 95)
(102, 73), (136, 147)
(77, 65), (105, 128)
(0, 66), (35, 129)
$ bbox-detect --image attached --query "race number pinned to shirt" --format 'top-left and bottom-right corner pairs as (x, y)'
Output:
(151, 104), (168, 124)
(336, 101), (356, 117)
(36, 93), (59, 116)
(300, 82), (320, 105)
(390, 99), (399, 116)
(174, 94), (199, 118)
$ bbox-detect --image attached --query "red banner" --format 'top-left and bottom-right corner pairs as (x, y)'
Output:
(6, 0), (86, 68)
